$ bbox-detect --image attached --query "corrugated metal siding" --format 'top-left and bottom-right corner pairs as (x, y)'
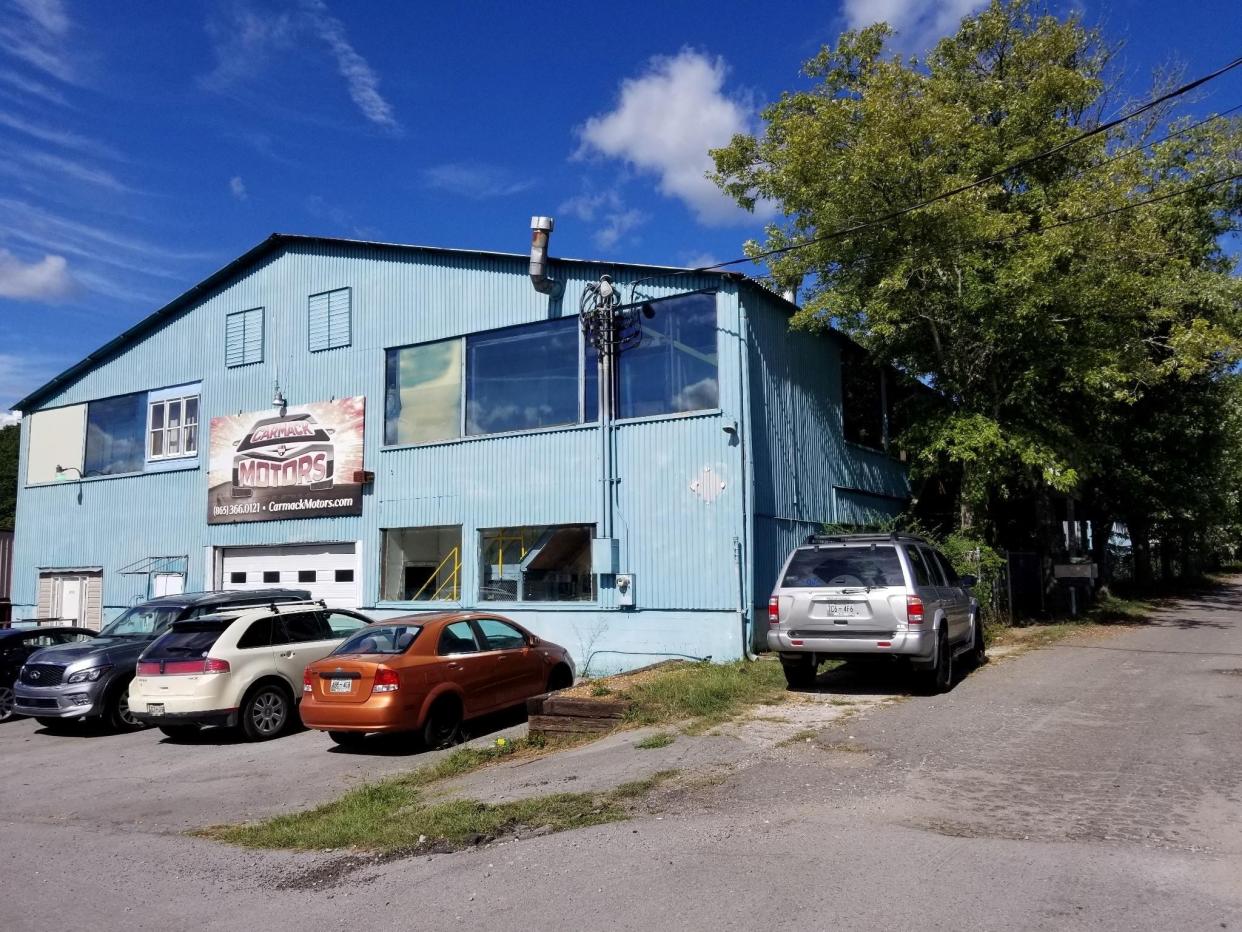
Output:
(741, 288), (909, 617)
(11, 244), (745, 665)
(0, 530), (11, 602)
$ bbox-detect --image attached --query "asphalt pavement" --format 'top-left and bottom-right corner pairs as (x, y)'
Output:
(2, 579), (1240, 930)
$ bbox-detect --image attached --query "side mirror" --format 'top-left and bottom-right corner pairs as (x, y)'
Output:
(960, 575), (978, 588)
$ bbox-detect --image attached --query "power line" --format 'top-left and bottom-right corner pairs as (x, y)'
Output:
(667, 54), (1242, 281)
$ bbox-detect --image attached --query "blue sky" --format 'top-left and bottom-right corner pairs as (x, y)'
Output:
(1, 0), (1240, 417)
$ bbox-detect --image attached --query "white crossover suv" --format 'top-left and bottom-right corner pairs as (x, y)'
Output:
(129, 601), (371, 741)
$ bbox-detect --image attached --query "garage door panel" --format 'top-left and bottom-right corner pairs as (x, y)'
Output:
(221, 544), (358, 608)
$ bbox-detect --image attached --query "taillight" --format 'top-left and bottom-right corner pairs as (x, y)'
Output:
(202, 658), (230, 674)
(303, 670), (313, 694)
(906, 596), (925, 625)
(142, 658), (231, 675)
(768, 596), (781, 626)
(137, 661), (160, 676)
(372, 667), (399, 693)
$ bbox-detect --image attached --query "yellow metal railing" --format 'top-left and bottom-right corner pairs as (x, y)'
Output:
(410, 546), (461, 602)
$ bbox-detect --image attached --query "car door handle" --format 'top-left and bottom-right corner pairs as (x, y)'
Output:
(278, 651), (296, 658)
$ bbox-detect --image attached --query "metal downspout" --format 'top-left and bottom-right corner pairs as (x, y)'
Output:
(734, 289), (757, 661)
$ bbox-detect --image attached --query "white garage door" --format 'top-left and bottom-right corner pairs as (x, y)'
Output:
(220, 543), (359, 608)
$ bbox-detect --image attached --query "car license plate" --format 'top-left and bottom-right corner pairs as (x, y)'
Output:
(826, 603), (857, 617)
(329, 679), (352, 694)
(146, 703), (165, 716)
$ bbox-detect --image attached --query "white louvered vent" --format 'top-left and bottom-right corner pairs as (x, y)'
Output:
(308, 287), (351, 352)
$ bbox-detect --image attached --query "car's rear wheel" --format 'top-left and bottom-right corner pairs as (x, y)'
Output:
(106, 679), (144, 732)
(158, 724), (200, 741)
(782, 656), (818, 690)
(917, 628), (953, 694)
(328, 730), (367, 748)
(0, 685), (15, 722)
(240, 684), (291, 741)
(421, 697), (462, 749)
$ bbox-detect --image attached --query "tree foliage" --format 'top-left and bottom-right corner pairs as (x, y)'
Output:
(0, 424), (17, 531)
(711, 0), (1242, 561)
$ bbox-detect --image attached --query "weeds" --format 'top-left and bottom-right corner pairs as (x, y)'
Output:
(635, 732), (675, 750)
(619, 658), (787, 731)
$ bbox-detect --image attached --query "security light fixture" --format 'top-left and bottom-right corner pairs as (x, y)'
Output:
(54, 464), (82, 480)
(271, 381), (287, 414)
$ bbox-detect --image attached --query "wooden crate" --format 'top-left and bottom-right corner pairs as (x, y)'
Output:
(526, 692), (632, 737)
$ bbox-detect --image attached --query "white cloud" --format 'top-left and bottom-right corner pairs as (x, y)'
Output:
(0, 0), (75, 84)
(422, 163), (535, 200)
(0, 110), (122, 159)
(559, 188), (649, 251)
(577, 49), (772, 227)
(203, 1), (399, 132)
(0, 409), (20, 427)
(0, 248), (76, 301)
(0, 67), (68, 106)
(230, 175), (248, 200)
(301, 0), (399, 131)
(680, 251), (720, 270)
(0, 350), (73, 412)
(843, 0), (987, 49)
(10, 148), (133, 192)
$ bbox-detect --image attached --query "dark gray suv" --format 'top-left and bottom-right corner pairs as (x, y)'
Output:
(768, 533), (983, 693)
(14, 589), (309, 731)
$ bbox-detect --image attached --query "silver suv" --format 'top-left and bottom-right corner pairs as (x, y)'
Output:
(767, 533), (983, 692)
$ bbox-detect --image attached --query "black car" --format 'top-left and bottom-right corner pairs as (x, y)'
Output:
(13, 589), (310, 731)
(0, 626), (97, 721)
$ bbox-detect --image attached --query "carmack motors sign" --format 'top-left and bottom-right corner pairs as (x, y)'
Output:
(207, 397), (365, 524)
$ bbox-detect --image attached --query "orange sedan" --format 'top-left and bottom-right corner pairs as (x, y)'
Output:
(299, 612), (575, 748)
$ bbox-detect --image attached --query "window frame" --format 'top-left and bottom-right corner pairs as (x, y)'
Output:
(477, 523), (597, 604)
(83, 391), (148, 478)
(473, 618), (528, 652)
(437, 620), (482, 656)
(146, 392), (199, 462)
(379, 525), (464, 603)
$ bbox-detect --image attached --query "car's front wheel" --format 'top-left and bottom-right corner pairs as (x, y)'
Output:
(240, 684), (292, 741)
(782, 656), (818, 690)
(106, 679), (144, 732)
(0, 685), (15, 722)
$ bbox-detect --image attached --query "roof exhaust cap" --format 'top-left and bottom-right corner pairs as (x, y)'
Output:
(529, 216), (563, 297)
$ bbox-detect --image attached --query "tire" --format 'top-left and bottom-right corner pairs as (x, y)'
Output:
(0, 685), (14, 722)
(969, 615), (987, 668)
(328, 730), (367, 748)
(546, 664), (574, 693)
(240, 683), (292, 742)
(421, 697), (462, 749)
(105, 679), (144, 732)
(158, 724), (200, 741)
(782, 656), (818, 690)
(917, 627), (953, 694)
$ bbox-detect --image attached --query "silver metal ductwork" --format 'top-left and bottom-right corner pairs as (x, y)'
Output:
(529, 216), (563, 297)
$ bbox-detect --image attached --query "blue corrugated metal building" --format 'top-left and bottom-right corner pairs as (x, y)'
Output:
(9, 233), (907, 671)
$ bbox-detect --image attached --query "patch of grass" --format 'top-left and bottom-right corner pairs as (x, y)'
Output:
(634, 732), (675, 750)
(590, 683), (613, 697)
(618, 658), (787, 731)
(199, 768), (681, 853)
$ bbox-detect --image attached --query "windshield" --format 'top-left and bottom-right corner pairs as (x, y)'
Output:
(99, 605), (184, 638)
(783, 545), (905, 589)
(334, 624), (422, 655)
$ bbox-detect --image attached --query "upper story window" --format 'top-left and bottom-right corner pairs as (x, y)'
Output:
(225, 307), (264, 367)
(385, 338), (462, 445)
(586, 291), (719, 419)
(84, 392), (147, 477)
(147, 390), (199, 461)
(466, 317), (581, 435)
(308, 288), (351, 352)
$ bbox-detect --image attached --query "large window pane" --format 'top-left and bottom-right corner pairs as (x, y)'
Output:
(479, 524), (595, 602)
(614, 291), (718, 419)
(84, 393), (147, 476)
(380, 525), (462, 601)
(385, 339), (463, 445)
(465, 318), (581, 435)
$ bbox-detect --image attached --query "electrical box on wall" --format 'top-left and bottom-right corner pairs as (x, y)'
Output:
(616, 573), (635, 608)
(591, 538), (619, 575)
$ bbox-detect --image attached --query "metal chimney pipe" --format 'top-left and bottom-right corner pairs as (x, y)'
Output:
(529, 216), (563, 297)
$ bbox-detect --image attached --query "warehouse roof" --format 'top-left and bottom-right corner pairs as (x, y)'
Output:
(12, 232), (806, 413)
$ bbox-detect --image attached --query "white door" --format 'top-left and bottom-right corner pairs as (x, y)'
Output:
(220, 543), (358, 608)
(56, 577), (85, 624)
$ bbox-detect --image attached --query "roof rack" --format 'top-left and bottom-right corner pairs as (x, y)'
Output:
(266, 599), (328, 613)
(804, 532), (928, 547)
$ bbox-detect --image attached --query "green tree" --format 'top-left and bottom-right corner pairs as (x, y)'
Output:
(0, 423), (17, 531)
(711, 0), (1242, 543)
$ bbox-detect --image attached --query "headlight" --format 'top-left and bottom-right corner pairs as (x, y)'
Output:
(66, 665), (111, 684)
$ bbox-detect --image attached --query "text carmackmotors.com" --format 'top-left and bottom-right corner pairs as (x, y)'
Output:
(212, 496), (356, 517)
